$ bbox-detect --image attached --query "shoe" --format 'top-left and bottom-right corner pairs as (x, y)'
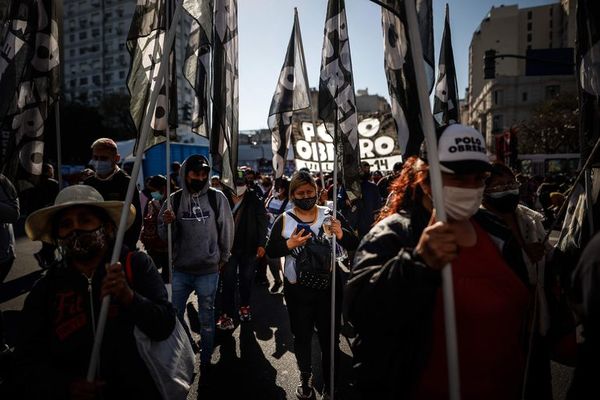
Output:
(216, 315), (235, 330)
(269, 281), (283, 294)
(296, 372), (315, 399)
(239, 306), (252, 322)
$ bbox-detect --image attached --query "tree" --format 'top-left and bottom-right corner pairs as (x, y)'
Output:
(98, 93), (137, 140)
(518, 92), (579, 154)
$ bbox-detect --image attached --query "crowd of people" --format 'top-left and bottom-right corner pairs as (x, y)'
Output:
(0, 126), (599, 399)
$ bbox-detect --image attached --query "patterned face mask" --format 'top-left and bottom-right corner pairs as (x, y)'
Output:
(58, 225), (109, 261)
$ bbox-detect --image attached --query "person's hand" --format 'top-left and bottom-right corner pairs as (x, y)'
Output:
(162, 209), (175, 224)
(69, 378), (105, 400)
(256, 246), (266, 258)
(101, 262), (134, 305)
(524, 242), (545, 263)
(415, 213), (459, 270)
(329, 218), (343, 240)
(286, 228), (312, 250)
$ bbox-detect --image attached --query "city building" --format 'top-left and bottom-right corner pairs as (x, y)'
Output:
(62, 0), (194, 123)
(465, 1), (577, 153)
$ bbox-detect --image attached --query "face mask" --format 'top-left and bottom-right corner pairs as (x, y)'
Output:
(91, 160), (114, 176)
(443, 186), (484, 221)
(294, 196), (317, 211)
(58, 225), (108, 261)
(189, 179), (206, 193)
(235, 185), (247, 197)
(484, 189), (520, 213)
(150, 191), (163, 201)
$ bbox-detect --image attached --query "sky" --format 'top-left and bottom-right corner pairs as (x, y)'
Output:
(237, 0), (558, 131)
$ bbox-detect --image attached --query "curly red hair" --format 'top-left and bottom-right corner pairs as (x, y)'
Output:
(376, 156), (429, 223)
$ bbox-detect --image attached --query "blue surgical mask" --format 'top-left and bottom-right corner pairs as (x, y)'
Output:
(150, 191), (163, 201)
(91, 160), (114, 176)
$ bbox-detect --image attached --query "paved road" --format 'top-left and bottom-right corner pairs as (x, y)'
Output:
(1, 225), (573, 399)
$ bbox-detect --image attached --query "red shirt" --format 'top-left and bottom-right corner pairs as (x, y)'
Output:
(414, 221), (530, 400)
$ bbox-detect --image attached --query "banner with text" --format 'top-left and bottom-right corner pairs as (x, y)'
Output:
(292, 113), (402, 173)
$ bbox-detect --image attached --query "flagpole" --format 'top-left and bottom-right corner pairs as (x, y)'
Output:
(55, 0), (64, 188)
(330, 109), (338, 400)
(86, 0), (184, 382)
(165, 0), (174, 298)
(403, 1), (460, 399)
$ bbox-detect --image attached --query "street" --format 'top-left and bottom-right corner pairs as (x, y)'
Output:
(1, 224), (573, 400)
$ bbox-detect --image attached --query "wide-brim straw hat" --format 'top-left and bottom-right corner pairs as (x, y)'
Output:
(25, 185), (136, 244)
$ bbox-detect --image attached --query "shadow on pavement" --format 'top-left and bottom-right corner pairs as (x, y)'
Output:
(0, 270), (43, 303)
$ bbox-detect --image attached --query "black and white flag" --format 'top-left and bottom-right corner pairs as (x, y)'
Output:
(380, 4), (425, 157)
(211, 0), (238, 190)
(268, 9), (310, 179)
(433, 4), (459, 128)
(577, 0), (600, 165)
(318, 0), (361, 201)
(0, 0), (60, 190)
(127, 0), (178, 152)
(183, 0), (213, 137)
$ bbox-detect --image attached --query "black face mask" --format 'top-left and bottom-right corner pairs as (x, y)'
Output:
(58, 225), (109, 261)
(484, 192), (520, 213)
(294, 196), (317, 211)
(189, 179), (207, 193)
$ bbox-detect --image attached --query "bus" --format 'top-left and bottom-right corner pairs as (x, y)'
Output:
(518, 153), (580, 177)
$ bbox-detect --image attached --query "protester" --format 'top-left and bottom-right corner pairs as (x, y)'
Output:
(211, 175), (224, 191)
(0, 174), (18, 283)
(14, 185), (176, 399)
(266, 171), (359, 399)
(356, 161), (383, 237)
(84, 138), (142, 251)
(264, 177), (293, 294)
(170, 161), (182, 190)
(346, 124), (534, 400)
(569, 231), (600, 399)
(158, 154), (234, 383)
(376, 160), (403, 199)
(482, 162), (553, 399)
(140, 175), (170, 283)
(217, 170), (268, 329)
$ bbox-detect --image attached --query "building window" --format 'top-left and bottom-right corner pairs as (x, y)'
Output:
(522, 92), (528, 102)
(80, 77), (89, 85)
(93, 75), (101, 86)
(527, 11), (532, 20)
(494, 90), (503, 106)
(79, 31), (87, 40)
(549, 7), (553, 16)
(527, 33), (532, 42)
(119, 70), (126, 79)
(545, 85), (560, 99)
(70, 79), (76, 88)
(527, 22), (532, 31)
(92, 28), (100, 37)
(105, 73), (113, 82)
(79, 48), (86, 55)
(549, 20), (553, 29)
(492, 114), (504, 133)
(69, 34), (75, 42)
(527, 44), (532, 50)
(69, 49), (75, 57)
(549, 31), (553, 40)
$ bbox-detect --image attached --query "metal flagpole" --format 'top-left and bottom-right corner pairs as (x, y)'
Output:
(330, 112), (338, 400)
(86, 0), (184, 382)
(403, 0), (460, 399)
(165, 0), (174, 300)
(55, 103), (63, 188)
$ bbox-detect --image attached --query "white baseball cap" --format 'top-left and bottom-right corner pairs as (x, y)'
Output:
(432, 124), (492, 174)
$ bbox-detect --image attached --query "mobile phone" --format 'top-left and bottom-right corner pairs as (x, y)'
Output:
(296, 223), (312, 237)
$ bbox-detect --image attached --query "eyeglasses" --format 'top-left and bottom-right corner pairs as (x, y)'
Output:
(486, 183), (521, 193)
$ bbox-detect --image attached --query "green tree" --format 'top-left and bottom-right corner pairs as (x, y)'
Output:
(518, 92), (579, 154)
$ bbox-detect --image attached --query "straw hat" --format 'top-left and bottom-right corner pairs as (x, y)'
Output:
(25, 185), (136, 244)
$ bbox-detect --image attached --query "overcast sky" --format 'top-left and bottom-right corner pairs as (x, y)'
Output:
(236, 0), (558, 131)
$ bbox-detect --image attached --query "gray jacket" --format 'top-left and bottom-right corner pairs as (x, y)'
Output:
(158, 155), (234, 275)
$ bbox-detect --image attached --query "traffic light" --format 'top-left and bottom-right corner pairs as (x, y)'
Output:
(484, 49), (497, 79)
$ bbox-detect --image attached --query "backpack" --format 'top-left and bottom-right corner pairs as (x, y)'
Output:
(140, 200), (167, 252)
(286, 211), (332, 290)
(171, 188), (221, 236)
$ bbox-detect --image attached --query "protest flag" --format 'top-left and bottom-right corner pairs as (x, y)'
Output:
(433, 3), (459, 128)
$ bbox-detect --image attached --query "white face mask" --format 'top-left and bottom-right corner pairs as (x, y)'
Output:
(443, 186), (484, 221)
(235, 185), (247, 197)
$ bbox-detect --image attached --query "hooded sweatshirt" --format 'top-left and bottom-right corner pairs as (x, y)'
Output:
(158, 155), (234, 275)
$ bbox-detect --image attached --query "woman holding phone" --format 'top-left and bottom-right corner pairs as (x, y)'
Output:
(266, 171), (358, 400)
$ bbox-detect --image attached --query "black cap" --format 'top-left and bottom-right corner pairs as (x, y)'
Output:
(185, 155), (210, 174)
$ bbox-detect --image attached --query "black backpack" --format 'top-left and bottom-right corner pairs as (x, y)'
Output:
(171, 188), (220, 236)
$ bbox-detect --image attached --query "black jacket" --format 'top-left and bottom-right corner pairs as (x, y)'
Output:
(13, 251), (176, 399)
(345, 205), (530, 399)
(84, 169), (143, 250)
(232, 189), (269, 256)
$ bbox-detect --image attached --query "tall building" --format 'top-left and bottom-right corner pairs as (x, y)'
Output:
(466, 1), (577, 151)
(62, 0), (194, 123)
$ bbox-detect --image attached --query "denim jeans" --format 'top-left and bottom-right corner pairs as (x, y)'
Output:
(220, 254), (256, 316)
(172, 270), (219, 365)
